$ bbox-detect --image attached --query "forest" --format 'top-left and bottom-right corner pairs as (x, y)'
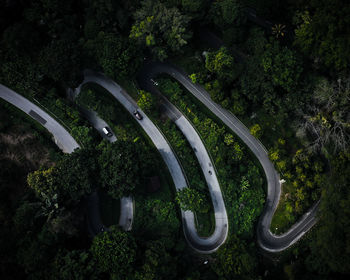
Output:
(0, 0), (350, 279)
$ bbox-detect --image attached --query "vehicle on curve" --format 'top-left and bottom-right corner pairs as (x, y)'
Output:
(133, 110), (143, 120)
(102, 126), (113, 137)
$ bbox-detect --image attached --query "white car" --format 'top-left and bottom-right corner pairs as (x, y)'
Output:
(102, 126), (113, 137)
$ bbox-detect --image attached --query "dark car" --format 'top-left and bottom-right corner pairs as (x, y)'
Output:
(102, 126), (113, 137)
(133, 110), (143, 120)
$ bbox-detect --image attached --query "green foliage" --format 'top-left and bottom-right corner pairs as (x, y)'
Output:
(209, 0), (245, 29)
(250, 124), (262, 138)
(27, 148), (98, 209)
(135, 240), (176, 280)
(205, 47), (235, 83)
(137, 90), (156, 113)
(37, 39), (82, 86)
(175, 187), (209, 213)
(52, 250), (98, 280)
(71, 126), (94, 147)
(90, 226), (136, 276)
(89, 32), (143, 80)
(261, 41), (303, 92)
(212, 235), (257, 278)
(158, 77), (264, 237)
(130, 0), (192, 60)
(181, 0), (207, 13)
(293, 1), (350, 71)
(307, 150), (350, 274)
(97, 141), (141, 199)
(135, 198), (180, 238)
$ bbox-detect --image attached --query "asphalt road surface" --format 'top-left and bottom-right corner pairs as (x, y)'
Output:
(71, 86), (133, 232)
(139, 79), (229, 251)
(0, 84), (79, 153)
(81, 70), (227, 253)
(137, 62), (320, 252)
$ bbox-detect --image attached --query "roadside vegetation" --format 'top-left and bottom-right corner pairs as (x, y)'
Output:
(156, 77), (265, 239)
(1, 0), (350, 279)
(136, 89), (216, 236)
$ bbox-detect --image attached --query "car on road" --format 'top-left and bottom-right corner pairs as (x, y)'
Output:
(102, 126), (113, 137)
(133, 110), (143, 120)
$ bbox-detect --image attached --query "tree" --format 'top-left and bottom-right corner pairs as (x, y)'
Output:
(136, 199), (180, 237)
(209, 0), (245, 29)
(97, 141), (142, 199)
(296, 77), (350, 154)
(175, 188), (209, 213)
(52, 250), (98, 280)
(27, 148), (97, 207)
(130, 0), (192, 60)
(293, 1), (350, 72)
(71, 126), (94, 147)
(181, 0), (208, 14)
(135, 240), (177, 280)
(90, 32), (143, 80)
(224, 133), (243, 161)
(211, 235), (257, 278)
(137, 90), (155, 113)
(250, 124), (262, 138)
(261, 41), (303, 92)
(307, 150), (350, 274)
(205, 47), (235, 83)
(90, 225), (136, 276)
(37, 39), (82, 86)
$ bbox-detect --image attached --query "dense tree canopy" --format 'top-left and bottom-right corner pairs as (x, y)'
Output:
(175, 187), (210, 213)
(293, 0), (350, 72)
(90, 226), (137, 276)
(130, 0), (192, 60)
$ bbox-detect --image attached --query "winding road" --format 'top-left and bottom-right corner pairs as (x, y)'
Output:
(0, 84), (79, 153)
(68, 87), (134, 233)
(80, 70), (228, 253)
(0, 83), (133, 235)
(137, 62), (320, 252)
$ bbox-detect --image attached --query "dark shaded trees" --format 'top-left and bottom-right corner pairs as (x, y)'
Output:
(90, 226), (136, 277)
(307, 150), (350, 275)
(211, 235), (257, 279)
(97, 141), (142, 199)
(293, 0), (350, 72)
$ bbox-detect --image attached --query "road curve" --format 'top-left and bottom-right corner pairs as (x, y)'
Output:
(70, 86), (134, 232)
(0, 83), (132, 235)
(139, 76), (229, 246)
(81, 70), (228, 253)
(0, 84), (79, 153)
(137, 62), (320, 252)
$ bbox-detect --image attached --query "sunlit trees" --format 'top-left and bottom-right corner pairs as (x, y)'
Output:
(130, 0), (192, 60)
(261, 41), (303, 92)
(137, 90), (156, 113)
(205, 47), (235, 83)
(175, 188), (209, 213)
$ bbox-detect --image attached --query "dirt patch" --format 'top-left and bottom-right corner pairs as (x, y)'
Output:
(0, 126), (53, 171)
